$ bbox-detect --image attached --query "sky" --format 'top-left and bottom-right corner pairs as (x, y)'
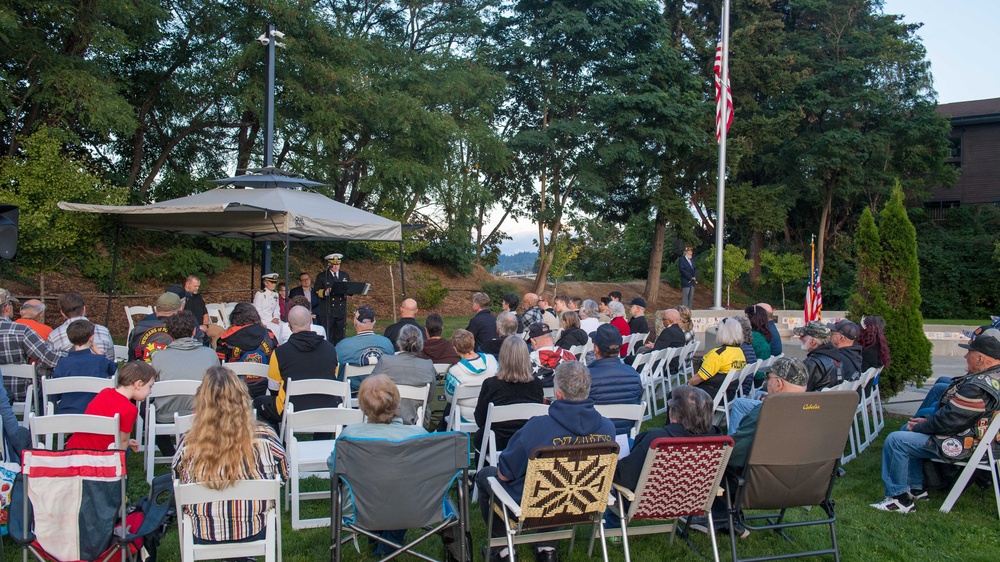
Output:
(492, 0), (1000, 256)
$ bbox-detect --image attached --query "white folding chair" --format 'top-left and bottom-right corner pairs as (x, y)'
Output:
(550, 328), (562, 342)
(28, 412), (120, 451)
(284, 404), (363, 529)
(42, 375), (115, 415)
(397, 383), (431, 428)
(710, 368), (743, 429)
(568, 344), (587, 360)
(446, 383), (483, 433)
(937, 412), (1000, 518)
(866, 366), (886, 435)
(113, 345), (129, 363)
(433, 363), (453, 376)
(342, 364), (377, 407)
(651, 348), (682, 415)
(4, 363), (38, 418)
(822, 378), (864, 464)
(222, 303), (237, 323)
(857, 367), (880, 449)
(278, 378), (351, 439)
(146, 379), (202, 483)
(476, 403), (551, 474)
(681, 340), (701, 379)
(173, 412), (196, 443)
(734, 360), (763, 399)
(206, 303), (229, 328)
(594, 402), (646, 440)
(175, 477), (282, 562)
(125, 305), (153, 343)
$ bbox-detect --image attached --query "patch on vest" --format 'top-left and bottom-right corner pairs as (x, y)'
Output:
(940, 437), (964, 458)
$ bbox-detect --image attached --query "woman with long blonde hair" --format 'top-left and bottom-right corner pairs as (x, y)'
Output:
(172, 366), (288, 545)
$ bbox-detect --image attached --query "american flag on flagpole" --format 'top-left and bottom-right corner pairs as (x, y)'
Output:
(714, 42), (734, 143)
(804, 238), (822, 322)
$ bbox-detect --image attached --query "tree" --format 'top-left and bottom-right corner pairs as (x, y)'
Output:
(702, 244), (753, 308)
(760, 250), (808, 309)
(850, 185), (931, 395)
(0, 128), (126, 279)
(878, 184), (932, 393)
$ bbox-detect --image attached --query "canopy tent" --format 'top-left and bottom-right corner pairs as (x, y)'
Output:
(58, 186), (404, 325)
(58, 186), (401, 242)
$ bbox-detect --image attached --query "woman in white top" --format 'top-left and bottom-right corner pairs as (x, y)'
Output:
(445, 329), (499, 421)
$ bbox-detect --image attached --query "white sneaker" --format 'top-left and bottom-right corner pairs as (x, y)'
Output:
(870, 496), (915, 513)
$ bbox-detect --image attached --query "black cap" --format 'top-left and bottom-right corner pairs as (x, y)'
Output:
(527, 322), (552, 338)
(628, 297), (647, 308)
(827, 320), (860, 341)
(355, 305), (375, 323)
(589, 324), (623, 352)
(960, 328), (1000, 360)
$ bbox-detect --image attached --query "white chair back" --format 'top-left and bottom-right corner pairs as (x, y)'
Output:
(42, 376), (115, 415)
(173, 412), (196, 443)
(125, 305), (154, 343)
(280, 378), (352, 439)
(446, 384), (483, 432)
(175, 478), (281, 562)
(145, 379), (202, 483)
(396, 383), (431, 428)
(4, 363), (38, 418)
(594, 402), (646, 440)
(29, 412), (120, 451)
(206, 303), (229, 328)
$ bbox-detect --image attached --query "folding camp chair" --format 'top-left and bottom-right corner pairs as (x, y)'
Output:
(9, 449), (145, 562)
(725, 391), (858, 562)
(937, 411), (1000, 518)
(603, 436), (734, 562)
(331, 432), (471, 562)
(174, 477), (282, 562)
(486, 442), (619, 562)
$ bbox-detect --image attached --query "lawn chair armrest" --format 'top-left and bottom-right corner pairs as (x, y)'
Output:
(487, 477), (522, 519)
(612, 483), (635, 502)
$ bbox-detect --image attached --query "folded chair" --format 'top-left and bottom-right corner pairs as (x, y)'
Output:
(8, 449), (149, 562)
(486, 442), (619, 562)
(725, 391), (858, 562)
(603, 436), (734, 562)
(331, 432), (471, 562)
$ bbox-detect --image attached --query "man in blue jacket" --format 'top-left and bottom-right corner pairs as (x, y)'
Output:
(587, 324), (643, 435)
(476, 361), (615, 562)
(679, 246), (697, 308)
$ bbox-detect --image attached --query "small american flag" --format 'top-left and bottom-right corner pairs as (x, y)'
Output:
(714, 42), (734, 142)
(804, 239), (822, 322)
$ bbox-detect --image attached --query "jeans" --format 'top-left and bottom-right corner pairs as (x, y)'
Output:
(915, 378), (953, 418)
(881, 429), (939, 497)
(727, 397), (762, 435)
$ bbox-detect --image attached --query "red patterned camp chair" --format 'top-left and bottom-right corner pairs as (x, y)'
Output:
(9, 449), (138, 562)
(601, 436), (734, 562)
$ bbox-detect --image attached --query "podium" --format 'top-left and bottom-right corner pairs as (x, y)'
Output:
(328, 281), (370, 297)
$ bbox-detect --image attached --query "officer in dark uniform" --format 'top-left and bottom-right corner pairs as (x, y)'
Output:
(316, 253), (350, 344)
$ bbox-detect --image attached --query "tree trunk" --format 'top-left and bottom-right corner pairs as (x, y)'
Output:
(781, 282), (786, 310)
(644, 207), (667, 305)
(749, 230), (763, 287)
(532, 221), (561, 294)
(817, 176), (837, 279)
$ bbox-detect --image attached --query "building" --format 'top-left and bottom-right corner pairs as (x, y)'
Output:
(925, 97), (1000, 217)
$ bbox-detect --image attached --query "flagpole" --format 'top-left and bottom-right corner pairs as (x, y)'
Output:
(712, 0), (731, 310)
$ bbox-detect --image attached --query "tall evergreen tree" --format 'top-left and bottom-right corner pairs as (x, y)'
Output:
(875, 185), (932, 393)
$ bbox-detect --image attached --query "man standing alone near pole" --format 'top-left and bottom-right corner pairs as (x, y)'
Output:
(679, 246), (696, 308)
(316, 253), (350, 344)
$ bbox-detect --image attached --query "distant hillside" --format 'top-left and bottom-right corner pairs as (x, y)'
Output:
(494, 251), (538, 274)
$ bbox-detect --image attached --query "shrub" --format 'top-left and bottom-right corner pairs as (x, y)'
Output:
(413, 273), (450, 309)
(132, 247), (230, 283)
(480, 281), (518, 313)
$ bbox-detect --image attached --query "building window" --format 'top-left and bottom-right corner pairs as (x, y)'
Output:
(947, 136), (961, 161)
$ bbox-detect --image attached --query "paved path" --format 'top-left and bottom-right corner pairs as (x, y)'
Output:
(882, 356), (966, 417)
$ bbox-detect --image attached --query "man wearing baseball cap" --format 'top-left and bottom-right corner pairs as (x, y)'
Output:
(793, 321), (846, 391)
(527, 322), (575, 386)
(587, 323), (643, 435)
(871, 328), (1000, 513)
(827, 319), (863, 383)
(334, 305), (393, 391)
(627, 297), (648, 336)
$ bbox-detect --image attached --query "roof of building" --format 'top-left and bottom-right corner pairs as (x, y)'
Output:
(937, 97), (1000, 119)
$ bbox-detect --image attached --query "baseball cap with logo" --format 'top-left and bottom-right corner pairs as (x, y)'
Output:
(527, 322), (552, 339)
(793, 321), (831, 339)
(355, 305), (375, 323)
(959, 328), (1000, 360)
(763, 356), (809, 386)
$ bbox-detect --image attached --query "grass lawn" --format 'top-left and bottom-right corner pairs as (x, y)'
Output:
(7, 412), (999, 561)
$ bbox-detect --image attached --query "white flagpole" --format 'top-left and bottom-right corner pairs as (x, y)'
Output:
(712, 0), (731, 310)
